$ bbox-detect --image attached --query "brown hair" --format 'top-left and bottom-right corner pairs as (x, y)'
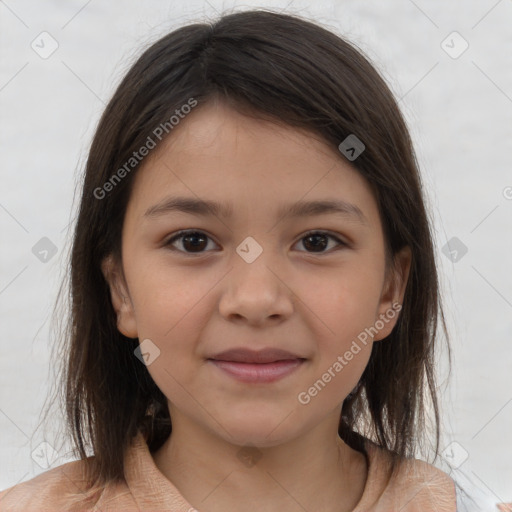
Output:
(40, 8), (449, 492)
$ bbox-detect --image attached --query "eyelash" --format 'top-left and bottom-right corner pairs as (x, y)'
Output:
(163, 229), (348, 256)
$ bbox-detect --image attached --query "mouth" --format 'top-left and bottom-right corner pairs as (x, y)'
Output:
(207, 347), (306, 383)
(208, 347), (304, 364)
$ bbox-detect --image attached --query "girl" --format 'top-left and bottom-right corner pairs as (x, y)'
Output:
(0, 8), (477, 511)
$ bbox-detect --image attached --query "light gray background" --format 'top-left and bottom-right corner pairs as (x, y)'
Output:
(1, 0), (511, 510)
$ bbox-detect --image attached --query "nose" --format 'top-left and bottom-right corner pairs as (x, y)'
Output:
(218, 253), (294, 326)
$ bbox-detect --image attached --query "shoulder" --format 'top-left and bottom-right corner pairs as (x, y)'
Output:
(0, 458), (92, 512)
(357, 442), (456, 512)
(0, 458), (135, 512)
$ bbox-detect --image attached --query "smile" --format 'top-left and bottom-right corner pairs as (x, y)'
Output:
(207, 359), (305, 383)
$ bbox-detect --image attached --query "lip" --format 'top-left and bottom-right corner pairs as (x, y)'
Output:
(209, 347), (303, 364)
(208, 359), (305, 383)
(207, 347), (306, 384)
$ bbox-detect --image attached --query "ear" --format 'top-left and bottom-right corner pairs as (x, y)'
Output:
(373, 245), (411, 341)
(101, 254), (138, 339)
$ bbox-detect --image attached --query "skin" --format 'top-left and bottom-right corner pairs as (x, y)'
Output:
(102, 99), (411, 512)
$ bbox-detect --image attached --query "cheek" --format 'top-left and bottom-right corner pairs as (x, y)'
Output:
(129, 258), (217, 340)
(127, 264), (216, 410)
(298, 259), (384, 339)
(293, 264), (381, 393)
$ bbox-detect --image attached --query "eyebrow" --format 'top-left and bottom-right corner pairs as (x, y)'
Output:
(144, 196), (368, 225)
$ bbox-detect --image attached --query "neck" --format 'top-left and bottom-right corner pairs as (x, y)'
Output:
(152, 409), (368, 512)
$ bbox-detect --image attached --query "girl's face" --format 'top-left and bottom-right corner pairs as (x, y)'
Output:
(103, 100), (410, 447)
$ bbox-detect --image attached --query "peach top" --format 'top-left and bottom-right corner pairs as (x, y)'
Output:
(0, 430), (456, 511)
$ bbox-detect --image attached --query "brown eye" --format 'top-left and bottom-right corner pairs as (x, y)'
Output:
(164, 229), (346, 256)
(165, 230), (216, 253)
(296, 231), (346, 253)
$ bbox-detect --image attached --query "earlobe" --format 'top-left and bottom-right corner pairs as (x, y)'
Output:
(373, 246), (411, 342)
(101, 255), (138, 339)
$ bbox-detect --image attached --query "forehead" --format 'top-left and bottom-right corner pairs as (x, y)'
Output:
(144, 101), (339, 170)
(125, 101), (381, 229)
